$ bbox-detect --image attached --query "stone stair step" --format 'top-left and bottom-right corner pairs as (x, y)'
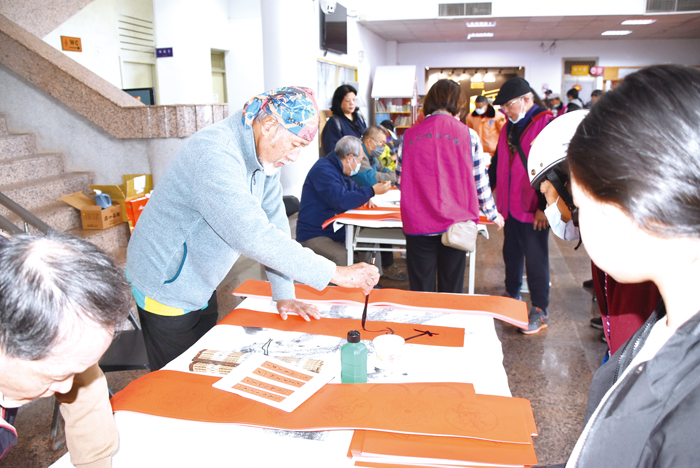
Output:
(0, 115), (7, 137)
(0, 153), (65, 186)
(0, 134), (36, 160)
(0, 172), (92, 217)
(3, 201), (81, 233)
(66, 222), (130, 257)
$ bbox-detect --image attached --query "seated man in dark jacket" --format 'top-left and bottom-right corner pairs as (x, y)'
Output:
(296, 136), (391, 266)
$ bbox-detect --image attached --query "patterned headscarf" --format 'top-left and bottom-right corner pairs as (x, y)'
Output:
(242, 86), (319, 142)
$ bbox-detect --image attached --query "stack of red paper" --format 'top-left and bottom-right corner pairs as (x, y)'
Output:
(345, 383), (538, 468)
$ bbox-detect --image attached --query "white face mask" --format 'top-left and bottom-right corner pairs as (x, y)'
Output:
(508, 98), (526, 124)
(475, 106), (486, 115)
(350, 157), (361, 176)
(544, 201), (580, 241)
(262, 162), (280, 176)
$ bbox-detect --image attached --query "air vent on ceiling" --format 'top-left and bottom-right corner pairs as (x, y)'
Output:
(438, 3), (493, 17)
(646, 0), (700, 12)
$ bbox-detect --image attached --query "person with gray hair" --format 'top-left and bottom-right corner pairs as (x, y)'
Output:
(297, 135), (391, 266)
(127, 87), (380, 371)
(0, 231), (131, 466)
(351, 125), (397, 187)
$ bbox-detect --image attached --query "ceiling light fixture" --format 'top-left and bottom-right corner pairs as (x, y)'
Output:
(467, 32), (494, 40)
(622, 19), (656, 25)
(601, 30), (633, 36)
(472, 71), (484, 83)
(466, 21), (496, 28)
(484, 71), (496, 83)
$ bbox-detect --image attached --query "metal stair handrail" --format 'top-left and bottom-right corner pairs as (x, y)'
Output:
(0, 191), (53, 234)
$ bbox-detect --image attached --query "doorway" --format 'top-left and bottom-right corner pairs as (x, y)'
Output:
(211, 50), (228, 104)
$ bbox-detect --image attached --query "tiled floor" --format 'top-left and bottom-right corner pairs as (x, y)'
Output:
(4, 220), (606, 467)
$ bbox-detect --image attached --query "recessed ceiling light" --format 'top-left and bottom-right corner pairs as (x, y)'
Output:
(466, 21), (496, 28)
(622, 19), (656, 25)
(601, 30), (633, 36)
(467, 32), (494, 40)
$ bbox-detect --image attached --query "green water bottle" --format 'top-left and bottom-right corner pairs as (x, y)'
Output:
(341, 330), (367, 383)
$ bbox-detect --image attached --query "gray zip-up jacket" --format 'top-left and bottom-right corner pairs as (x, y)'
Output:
(543, 303), (700, 468)
(126, 110), (336, 311)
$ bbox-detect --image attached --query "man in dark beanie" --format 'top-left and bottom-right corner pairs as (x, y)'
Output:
(491, 77), (554, 334)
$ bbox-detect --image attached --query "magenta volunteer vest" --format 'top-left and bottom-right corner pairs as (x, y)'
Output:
(400, 114), (479, 235)
(495, 110), (553, 223)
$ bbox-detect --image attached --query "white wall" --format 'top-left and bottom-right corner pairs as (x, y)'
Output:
(0, 64), (177, 185)
(397, 38), (700, 96)
(152, 0), (230, 105)
(226, 0), (265, 110)
(43, 0), (154, 89)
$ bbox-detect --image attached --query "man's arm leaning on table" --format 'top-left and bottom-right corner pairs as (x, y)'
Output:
(56, 364), (117, 468)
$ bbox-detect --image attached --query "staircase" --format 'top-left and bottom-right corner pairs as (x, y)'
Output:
(0, 113), (130, 258)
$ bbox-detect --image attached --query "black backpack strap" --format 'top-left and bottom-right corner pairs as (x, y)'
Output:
(331, 115), (341, 133)
(516, 141), (529, 174)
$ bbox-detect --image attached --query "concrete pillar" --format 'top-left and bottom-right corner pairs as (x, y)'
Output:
(260, 0), (319, 199)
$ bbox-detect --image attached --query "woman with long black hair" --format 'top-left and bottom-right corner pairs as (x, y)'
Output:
(321, 84), (366, 156)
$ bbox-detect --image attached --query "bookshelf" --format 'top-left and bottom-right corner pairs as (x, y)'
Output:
(374, 98), (414, 130)
(371, 66), (417, 135)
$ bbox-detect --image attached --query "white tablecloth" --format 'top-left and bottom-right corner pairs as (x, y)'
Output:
(52, 297), (510, 468)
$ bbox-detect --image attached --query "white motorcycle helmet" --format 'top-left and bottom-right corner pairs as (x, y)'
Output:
(528, 110), (589, 189)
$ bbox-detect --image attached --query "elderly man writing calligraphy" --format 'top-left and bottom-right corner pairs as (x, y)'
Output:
(127, 86), (379, 371)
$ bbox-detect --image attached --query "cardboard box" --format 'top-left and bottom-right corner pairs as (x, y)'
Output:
(124, 195), (150, 232)
(60, 192), (123, 230)
(91, 174), (153, 223)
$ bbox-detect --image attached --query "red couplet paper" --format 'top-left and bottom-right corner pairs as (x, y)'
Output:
(218, 309), (465, 347)
(322, 210), (493, 229)
(322, 211), (403, 229)
(111, 371), (535, 444)
(232, 280), (528, 330)
(350, 429), (538, 466)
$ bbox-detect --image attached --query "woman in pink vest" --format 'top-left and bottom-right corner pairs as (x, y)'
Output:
(397, 79), (503, 293)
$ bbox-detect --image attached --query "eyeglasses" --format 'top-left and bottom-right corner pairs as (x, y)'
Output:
(502, 96), (523, 111)
(371, 138), (386, 149)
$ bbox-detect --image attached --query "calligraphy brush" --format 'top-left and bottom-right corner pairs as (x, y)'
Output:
(361, 252), (376, 331)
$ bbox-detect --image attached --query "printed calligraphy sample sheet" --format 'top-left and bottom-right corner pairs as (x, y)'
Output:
(213, 355), (333, 412)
